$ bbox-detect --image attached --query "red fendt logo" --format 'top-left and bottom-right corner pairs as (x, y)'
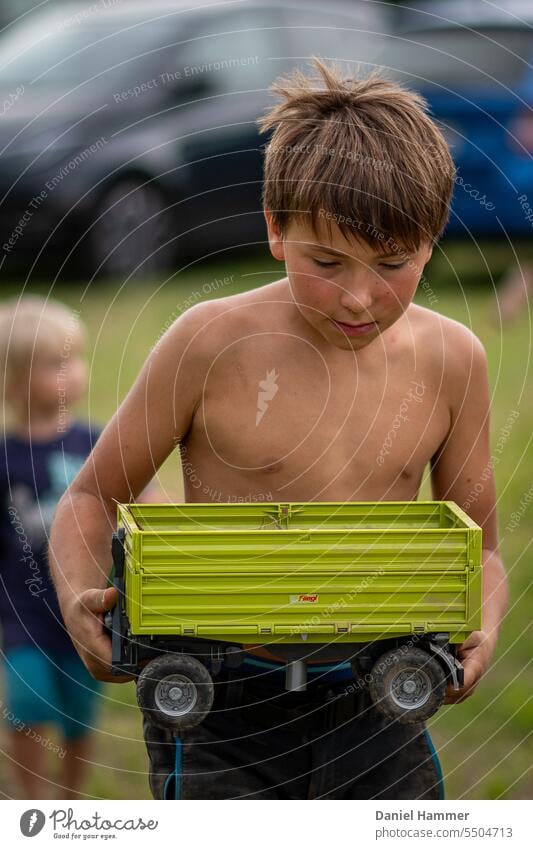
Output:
(298, 594), (318, 603)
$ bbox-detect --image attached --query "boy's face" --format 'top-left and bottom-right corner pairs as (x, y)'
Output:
(265, 211), (433, 351)
(18, 345), (88, 414)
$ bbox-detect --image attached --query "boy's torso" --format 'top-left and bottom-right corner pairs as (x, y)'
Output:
(178, 279), (453, 662)
(181, 278), (451, 504)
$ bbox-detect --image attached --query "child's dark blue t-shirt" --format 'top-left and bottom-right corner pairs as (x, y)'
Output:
(0, 420), (102, 654)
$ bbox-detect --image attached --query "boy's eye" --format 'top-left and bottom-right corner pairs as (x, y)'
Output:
(379, 260), (408, 270)
(313, 258), (339, 267)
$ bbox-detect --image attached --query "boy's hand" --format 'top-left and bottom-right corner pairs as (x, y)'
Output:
(444, 630), (496, 704)
(63, 586), (135, 683)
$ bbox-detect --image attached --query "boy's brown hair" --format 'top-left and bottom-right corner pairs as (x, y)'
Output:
(257, 57), (456, 252)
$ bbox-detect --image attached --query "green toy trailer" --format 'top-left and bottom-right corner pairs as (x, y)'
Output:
(105, 501), (482, 730)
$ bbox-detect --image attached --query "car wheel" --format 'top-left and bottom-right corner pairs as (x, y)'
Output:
(91, 178), (175, 279)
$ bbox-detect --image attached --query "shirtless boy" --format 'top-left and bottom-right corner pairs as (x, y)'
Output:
(49, 59), (508, 800)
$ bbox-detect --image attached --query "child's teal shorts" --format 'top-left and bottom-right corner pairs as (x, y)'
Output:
(2, 645), (102, 740)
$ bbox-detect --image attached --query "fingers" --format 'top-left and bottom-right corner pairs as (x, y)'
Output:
(79, 585), (118, 614)
(444, 685), (476, 704)
(444, 685), (473, 704)
(80, 628), (135, 684)
(66, 587), (135, 684)
(85, 663), (134, 685)
(443, 658), (483, 704)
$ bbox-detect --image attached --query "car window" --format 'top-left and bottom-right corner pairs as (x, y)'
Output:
(279, 6), (391, 78)
(389, 27), (533, 88)
(0, 14), (174, 88)
(170, 8), (286, 97)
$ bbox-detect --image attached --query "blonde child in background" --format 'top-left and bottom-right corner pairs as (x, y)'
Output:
(0, 295), (104, 799)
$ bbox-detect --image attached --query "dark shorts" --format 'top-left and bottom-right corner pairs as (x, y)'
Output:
(143, 664), (445, 800)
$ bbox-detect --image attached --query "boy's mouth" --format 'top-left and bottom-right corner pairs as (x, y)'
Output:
(330, 319), (377, 337)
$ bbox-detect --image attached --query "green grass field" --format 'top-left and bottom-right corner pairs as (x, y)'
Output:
(1, 243), (531, 799)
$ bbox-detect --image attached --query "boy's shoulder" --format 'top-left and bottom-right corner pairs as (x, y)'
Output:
(171, 279), (289, 343)
(406, 303), (488, 400)
(195, 278), (288, 315)
(407, 303), (486, 359)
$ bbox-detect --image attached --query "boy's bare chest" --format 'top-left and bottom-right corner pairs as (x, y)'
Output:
(187, 345), (450, 498)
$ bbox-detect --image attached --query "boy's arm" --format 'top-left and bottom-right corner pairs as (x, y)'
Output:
(136, 483), (165, 503)
(48, 304), (210, 681)
(430, 327), (508, 703)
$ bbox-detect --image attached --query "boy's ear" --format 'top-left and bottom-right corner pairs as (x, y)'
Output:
(264, 209), (285, 262)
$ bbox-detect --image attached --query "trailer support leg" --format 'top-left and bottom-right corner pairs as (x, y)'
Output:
(286, 660), (307, 691)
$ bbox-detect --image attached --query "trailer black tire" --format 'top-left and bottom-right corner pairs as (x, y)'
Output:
(137, 653), (214, 732)
(368, 647), (447, 724)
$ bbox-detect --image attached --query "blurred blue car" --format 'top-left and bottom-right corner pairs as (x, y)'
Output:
(393, 0), (533, 238)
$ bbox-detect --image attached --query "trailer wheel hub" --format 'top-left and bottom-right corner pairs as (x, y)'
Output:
(155, 674), (197, 717)
(169, 687), (183, 701)
(390, 667), (431, 710)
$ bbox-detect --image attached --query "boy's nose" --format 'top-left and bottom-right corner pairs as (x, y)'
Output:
(339, 280), (374, 314)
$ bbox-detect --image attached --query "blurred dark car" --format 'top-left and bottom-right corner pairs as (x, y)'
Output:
(393, 0), (533, 238)
(0, 0), (391, 279)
